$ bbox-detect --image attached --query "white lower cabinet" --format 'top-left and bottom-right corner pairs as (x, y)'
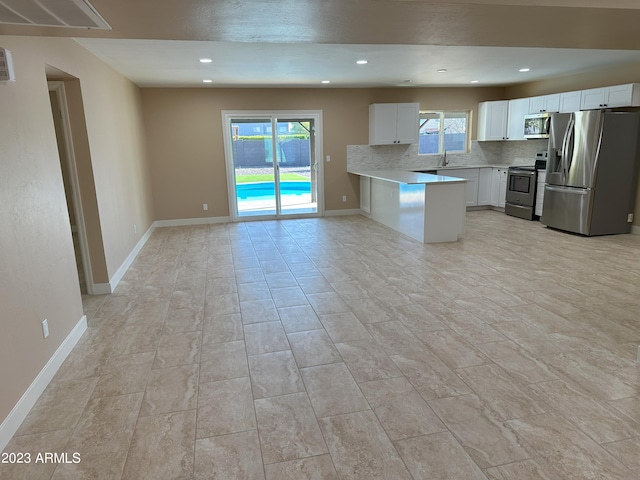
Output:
(477, 168), (493, 205)
(535, 170), (546, 217)
(491, 168), (508, 208)
(438, 168), (479, 206)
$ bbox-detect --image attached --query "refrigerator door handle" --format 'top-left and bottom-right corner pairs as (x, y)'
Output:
(545, 185), (589, 194)
(560, 115), (575, 183)
(565, 119), (576, 176)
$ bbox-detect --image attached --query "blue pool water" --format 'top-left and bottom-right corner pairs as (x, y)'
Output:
(237, 181), (311, 200)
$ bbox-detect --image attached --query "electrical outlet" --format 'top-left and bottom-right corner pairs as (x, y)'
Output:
(42, 319), (49, 339)
(203, 203), (209, 211)
(133, 224), (137, 234)
(326, 155), (331, 162)
(342, 195), (347, 202)
(628, 213), (634, 223)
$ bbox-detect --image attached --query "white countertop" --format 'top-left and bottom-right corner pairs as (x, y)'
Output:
(347, 168), (468, 185)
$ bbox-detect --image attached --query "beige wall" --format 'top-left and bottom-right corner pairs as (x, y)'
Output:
(141, 86), (504, 218)
(0, 35), (154, 425)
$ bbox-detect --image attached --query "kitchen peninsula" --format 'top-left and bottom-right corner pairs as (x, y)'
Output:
(348, 168), (467, 243)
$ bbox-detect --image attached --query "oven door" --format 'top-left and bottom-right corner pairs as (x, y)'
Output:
(506, 169), (536, 206)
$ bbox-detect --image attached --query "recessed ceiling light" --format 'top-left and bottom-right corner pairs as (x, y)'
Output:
(321, 80), (331, 84)
(356, 60), (368, 65)
(519, 67), (530, 72)
(437, 69), (447, 73)
(470, 80), (479, 84)
(202, 79), (213, 83)
(199, 58), (212, 63)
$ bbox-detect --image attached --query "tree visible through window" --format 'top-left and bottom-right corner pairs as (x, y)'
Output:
(419, 111), (468, 155)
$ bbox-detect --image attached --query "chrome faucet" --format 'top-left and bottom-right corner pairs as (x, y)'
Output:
(441, 150), (448, 166)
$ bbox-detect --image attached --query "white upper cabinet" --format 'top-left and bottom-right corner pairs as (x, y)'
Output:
(559, 91), (582, 113)
(506, 98), (529, 141)
(478, 99), (527, 141)
(528, 93), (560, 113)
(369, 103), (419, 145)
(580, 84), (640, 110)
(477, 100), (509, 141)
(580, 88), (607, 110)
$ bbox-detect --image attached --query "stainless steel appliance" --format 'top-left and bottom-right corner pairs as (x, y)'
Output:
(506, 166), (537, 220)
(524, 113), (552, 139)
(541, 110), (640, 235)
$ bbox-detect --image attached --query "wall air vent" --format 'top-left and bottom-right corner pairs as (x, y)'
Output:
(0, 0), (110, 30)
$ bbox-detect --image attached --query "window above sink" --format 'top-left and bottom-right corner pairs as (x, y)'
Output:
(419, 111), (470, 156)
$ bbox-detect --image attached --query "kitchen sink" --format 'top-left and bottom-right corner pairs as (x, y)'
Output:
(413, 169), (438, 174)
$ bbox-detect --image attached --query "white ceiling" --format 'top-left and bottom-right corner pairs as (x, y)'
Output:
(4, 1), (640, 88)
(74, 38), (640, 88)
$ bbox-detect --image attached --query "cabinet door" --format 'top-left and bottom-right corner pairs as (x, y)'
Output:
(529, 94), (560, 113)
(506, 98), (529, 140)
(465, 177), (479, 206)
(477, 168), (493, 205)
(580, 88), (606, 110)
(441, 169), (479, 206)
(529, 96), (545, 114)
(490, 168), (501, 206)
(605, 84), (635, 108)
(478, 101), (508, 141)
(395, 103), (419, 144)
(559, 91), (581, 113)
(369, 104), (398, 145)
(544, 94), (561, 113)
(535, 180), (545, 217)
(499, 169), (508, 208)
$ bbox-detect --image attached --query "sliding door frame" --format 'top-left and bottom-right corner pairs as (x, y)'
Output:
(221, 110), (324, 221)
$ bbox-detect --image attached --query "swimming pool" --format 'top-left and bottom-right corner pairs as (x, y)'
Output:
(236, 181), (311, 200)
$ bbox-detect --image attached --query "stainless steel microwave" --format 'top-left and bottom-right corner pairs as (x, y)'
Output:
(524, 112), (552, 139)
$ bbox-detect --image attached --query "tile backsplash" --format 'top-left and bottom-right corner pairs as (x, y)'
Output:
(347, 139), (548, 171)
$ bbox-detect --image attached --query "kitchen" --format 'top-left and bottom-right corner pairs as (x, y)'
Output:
(348, 84), (640, 242)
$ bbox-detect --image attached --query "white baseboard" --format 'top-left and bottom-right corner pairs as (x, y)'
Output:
(0, 315), (87, 452)
(154, 216), (232, 228)
(91, 283), (111, 295)
(324, 209), (362, 217)
(108, 223), (156, 293)
(632, 225), (640, 235)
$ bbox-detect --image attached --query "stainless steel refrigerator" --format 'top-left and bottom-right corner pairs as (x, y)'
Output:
(541, 110), (640, 235)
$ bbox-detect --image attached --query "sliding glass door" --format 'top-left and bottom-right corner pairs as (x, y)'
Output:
(223, 111), (322, 219)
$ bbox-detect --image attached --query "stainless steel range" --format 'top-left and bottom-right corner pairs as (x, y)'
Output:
(505, 165), (538, 220)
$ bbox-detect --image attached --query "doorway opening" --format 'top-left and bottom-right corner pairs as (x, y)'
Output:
(222, 111), (323, 220)
(48, 82), (90, 294)
(47, 71), (109, 295)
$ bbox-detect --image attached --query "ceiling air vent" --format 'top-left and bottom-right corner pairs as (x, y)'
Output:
(0, 0), (110, 29)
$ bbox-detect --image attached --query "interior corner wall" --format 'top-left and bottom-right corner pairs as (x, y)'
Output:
(0, 35), (154, 428)
(141, 86), (504, 218)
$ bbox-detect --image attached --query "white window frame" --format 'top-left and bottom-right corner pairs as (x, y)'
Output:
(418, 110), (470, 156)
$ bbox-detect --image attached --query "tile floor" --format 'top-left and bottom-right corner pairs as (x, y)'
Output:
(3, 210), (640, 479)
